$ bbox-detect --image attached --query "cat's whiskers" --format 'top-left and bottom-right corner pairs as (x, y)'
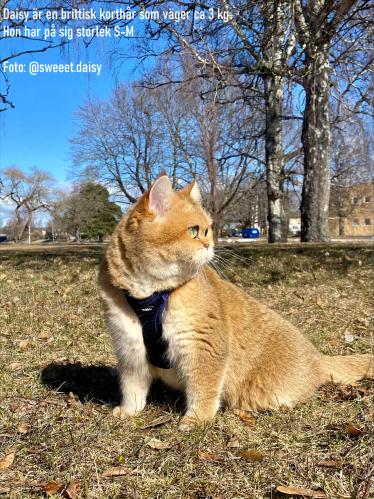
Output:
(201, 263), (209, 285)
(215, 247), (252, 266)
(212, 254), (236, 275)
(209, 260), (228, 281)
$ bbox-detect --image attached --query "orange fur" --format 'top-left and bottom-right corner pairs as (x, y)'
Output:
(98, 176), (373, 429)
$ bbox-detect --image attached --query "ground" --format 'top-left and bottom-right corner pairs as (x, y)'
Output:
(0, 242), (373, 498)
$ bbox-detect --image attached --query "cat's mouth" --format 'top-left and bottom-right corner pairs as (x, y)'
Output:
(193, 246), (214, 268)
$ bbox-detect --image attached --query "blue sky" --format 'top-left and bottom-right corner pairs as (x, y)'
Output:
(0, 36), (140, 185)
(0, 5), (156, 225)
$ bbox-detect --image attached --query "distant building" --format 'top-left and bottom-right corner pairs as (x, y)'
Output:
(288, 213), (301, 236)
(329, 182), (373, 237)
(285, 182), (373, 238)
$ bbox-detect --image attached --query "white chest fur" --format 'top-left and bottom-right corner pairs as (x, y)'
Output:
(99, 279), (185, 392)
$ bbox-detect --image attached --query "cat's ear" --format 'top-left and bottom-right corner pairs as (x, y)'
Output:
(148, 175), (173, 216)
(180, 180), (202, 204)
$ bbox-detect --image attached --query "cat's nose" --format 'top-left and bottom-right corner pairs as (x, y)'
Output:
(201, 240), (210, 249)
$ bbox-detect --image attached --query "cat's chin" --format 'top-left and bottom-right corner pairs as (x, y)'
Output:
(194, 250), (214, 268)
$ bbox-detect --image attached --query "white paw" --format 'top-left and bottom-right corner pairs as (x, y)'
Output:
(112, 405), (139, 419)
(178, 416), (199, 432)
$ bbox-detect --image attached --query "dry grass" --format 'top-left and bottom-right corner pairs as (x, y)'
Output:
(0, 242), (373, 498)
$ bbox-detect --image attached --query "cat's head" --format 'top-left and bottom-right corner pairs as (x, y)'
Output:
(113, 175), (214, 291)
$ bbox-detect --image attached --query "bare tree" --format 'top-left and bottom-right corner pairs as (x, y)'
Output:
(66, 1), (372, 243)
(329, 117), (372, 235)
(293, 0), (372, 241)
(0, 1), (79, 111)
(226, 179), (268, 233)
(70, 85), (170, 203)
(72, 64), (262, 239)
(182, 78), (262, 238)
(0, 167), (53, 241)
(122, 0), (301, 242)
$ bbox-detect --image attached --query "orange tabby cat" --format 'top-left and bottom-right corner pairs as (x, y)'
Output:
(98, 175), (373, 430)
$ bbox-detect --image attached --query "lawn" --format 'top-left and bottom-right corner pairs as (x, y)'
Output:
(0, 242), (373, 498)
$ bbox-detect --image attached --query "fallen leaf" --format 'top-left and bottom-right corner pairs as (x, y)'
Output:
(0, 452), (15, 470)
(311, 296), (324, 307)
(142, 414), (173, 429)
(320, 382), (373, 402)
(344, 333), (355, 344)
(18, 423), (31, 435)
(44, 481), (64, 496)
(316, 459), (343, 468)
(276, 485), (326, 498)
(66, 480), (81, 499)
(37, 331), (51, 340)
(226, 437), (240, 449)
(198, 452), (223, 462)
(9, 362), (21, 370)
(18, 339), (30, 351)
(145, 437), (172, 450)
(102, 466), (133, 478)
(346, 423), (363, 436)
(233, 409), (256, 426)
(238, 449), (267, 462)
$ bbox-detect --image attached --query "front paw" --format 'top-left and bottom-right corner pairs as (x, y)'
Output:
(113, 405), (140, 419)
(178, 415), (213, 432)
(178, 416), (198, 432)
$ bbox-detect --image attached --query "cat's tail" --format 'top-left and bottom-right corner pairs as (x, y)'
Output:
(317, 354), (374, 384)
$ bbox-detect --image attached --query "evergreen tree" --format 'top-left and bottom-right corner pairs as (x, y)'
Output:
(54, 183), (122, 241)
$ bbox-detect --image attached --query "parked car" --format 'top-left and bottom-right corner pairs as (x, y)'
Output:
(242, 228), (260, 239)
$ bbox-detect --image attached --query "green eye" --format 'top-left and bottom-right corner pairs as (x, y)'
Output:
(188, 225), (199, 239)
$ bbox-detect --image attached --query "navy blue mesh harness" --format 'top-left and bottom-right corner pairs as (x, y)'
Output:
(124, 290), (172, 369)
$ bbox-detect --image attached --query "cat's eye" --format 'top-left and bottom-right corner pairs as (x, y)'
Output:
(188, 225), (199, 239)
(204, 228), (209, 237)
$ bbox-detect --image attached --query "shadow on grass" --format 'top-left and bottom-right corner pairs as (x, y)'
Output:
(40, 362), (185, 412)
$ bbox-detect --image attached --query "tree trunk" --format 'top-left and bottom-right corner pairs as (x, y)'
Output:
(205, 126), (220, 242)
(14, 206), (23, 241)
(301, 47), (331, 242)
(16, 207), (31, 241)
(262, 0), (288, 243)
(338, 213), (345, 237)
(264, 73), (287, 243)
(212, 217), (222, 241)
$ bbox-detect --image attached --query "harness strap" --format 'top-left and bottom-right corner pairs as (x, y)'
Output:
(124, 290), (172, 369)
